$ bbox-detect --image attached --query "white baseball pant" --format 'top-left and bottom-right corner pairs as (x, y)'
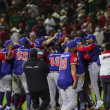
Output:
(77, 73), (84, 92)
(88, 62), (101, 101)
(60, 86), (77, 110)
(47, 71), (63, 109)
(13, 73), (29, 94)
(0, 74), (12, 92)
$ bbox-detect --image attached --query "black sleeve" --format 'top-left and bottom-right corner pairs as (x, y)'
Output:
(43, 61), (50, 76)
(22, 60), (27, 73)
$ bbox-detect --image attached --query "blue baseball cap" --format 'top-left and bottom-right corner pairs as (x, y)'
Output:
(67, 40), (77, 49)
(34, 39), (42, 47)
(84, 34), (96, 41)
(4, 40), (12, 47)
(74, 37), (83, 45)
(19, 37), (28, 45)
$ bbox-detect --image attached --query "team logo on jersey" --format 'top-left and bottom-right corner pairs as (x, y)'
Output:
(36, 42), (39, 44)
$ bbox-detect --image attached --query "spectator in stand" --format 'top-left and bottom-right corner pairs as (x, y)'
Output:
(70, 24), (78, 40)
(0, 18), (9, 32)
(0, 29), (10, 44)
(0, 44), (4, 52)
(18, 23), (25, 35)
(24, 24), (31, 35)
(101, 22), (110, 43)
(93, 27), (104, 46)
(0, 0), (8, 13)
(36, 19), (46, 38)
(106, 14), (110, 22)
(27, 4), (39, 18)
(81, 22), (92, 39)
(25, 12), (35, 28)
(64, 2), (74, 20)
(31, 26), (38, 37)
(10, 27), (20, 43)
(61, 27), (69, 43)
(60, 9), (68, 23)
(29, 32), (37, 43)
(10, 10), (21, 28)
(88, 0), (97, 12)
(41, 0), (53, 12)
(44, 13), (56, 35)
(97, 10), (107, 28)
(71, 0), (80, 12)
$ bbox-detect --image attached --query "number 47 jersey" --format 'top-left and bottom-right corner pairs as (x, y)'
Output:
(12, 46), (30, 75)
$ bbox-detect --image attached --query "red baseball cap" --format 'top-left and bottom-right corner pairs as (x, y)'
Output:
(19, 23), (23, 27)
(108, 8), (110, 11)
(86, 17), (92, 21)
(62, 27), (67, 30)
(32, 27), (38, 31)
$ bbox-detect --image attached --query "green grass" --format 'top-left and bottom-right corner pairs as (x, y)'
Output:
(3, 91), (104, 110)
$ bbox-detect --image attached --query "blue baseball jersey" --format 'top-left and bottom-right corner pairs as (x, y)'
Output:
(57, 51), (78, 90)
(12, 46), (30, 74)
(48, 51), (63, 71)
(0, 49), (14, 79)
(77, 51), (85, 74)
(90, 43), (99, 63)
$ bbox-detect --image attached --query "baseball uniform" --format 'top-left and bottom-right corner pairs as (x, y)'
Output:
(12, 46), (30, 94)
(77, 34), (103, 109)
(47, 51), (63, 109)
(0, 49), (13, 92)
(0, 49), (13, 109)
(57, 51), (78, 110)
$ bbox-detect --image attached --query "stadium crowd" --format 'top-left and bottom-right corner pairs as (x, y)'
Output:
(0, 0), (110, 110)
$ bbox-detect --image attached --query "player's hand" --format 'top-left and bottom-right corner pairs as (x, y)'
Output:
(82, 74), (85, 82)
(54, 33), (58, 38)
(72, 81), (77, 89)
(9, 42), (14, 50)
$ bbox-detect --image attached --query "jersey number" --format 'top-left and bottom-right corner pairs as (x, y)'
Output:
(59, 58), (67, 70)
(49, 57), (60, 66)
(17, 51), (28, 60)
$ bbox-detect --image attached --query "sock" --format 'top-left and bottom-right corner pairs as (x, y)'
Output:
(0, 92), (4, 105)
(18, 95), (26, 107)
(26, 94), (31, 110)
(6, 91), (11, 107)
(78, 90), (84, 104)
(14, 93), (20, 109)
(4, 96), (14, 107)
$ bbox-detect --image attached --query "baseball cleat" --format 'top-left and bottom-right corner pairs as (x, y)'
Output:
(74, 106), (78, 110)
(17, 107), (23, 110)
(95, 100), (103, 109)
(80, 104), (85, 110)
(88, 101), (95, 109)
(0, 105), (4, 110)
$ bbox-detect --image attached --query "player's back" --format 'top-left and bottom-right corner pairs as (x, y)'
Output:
(90, 43), (99, 63)
(58, 51), (73, 90)
(13, 46), (30, 74)
(0, 49), (13, 78)
(77, 51), (85, 74)
(48, 51), (62, 71)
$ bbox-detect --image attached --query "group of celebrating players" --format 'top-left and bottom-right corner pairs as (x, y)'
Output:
(0, 32), (105, 110)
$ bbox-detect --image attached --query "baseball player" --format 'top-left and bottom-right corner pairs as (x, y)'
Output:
(11, 37), (31, 110)
(47, 42), (63, 110)
(57, 40), (78, 110)
(0, 40), (13, 110)
(74, 37), (91, 110)
(77, 34), (103, 109)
